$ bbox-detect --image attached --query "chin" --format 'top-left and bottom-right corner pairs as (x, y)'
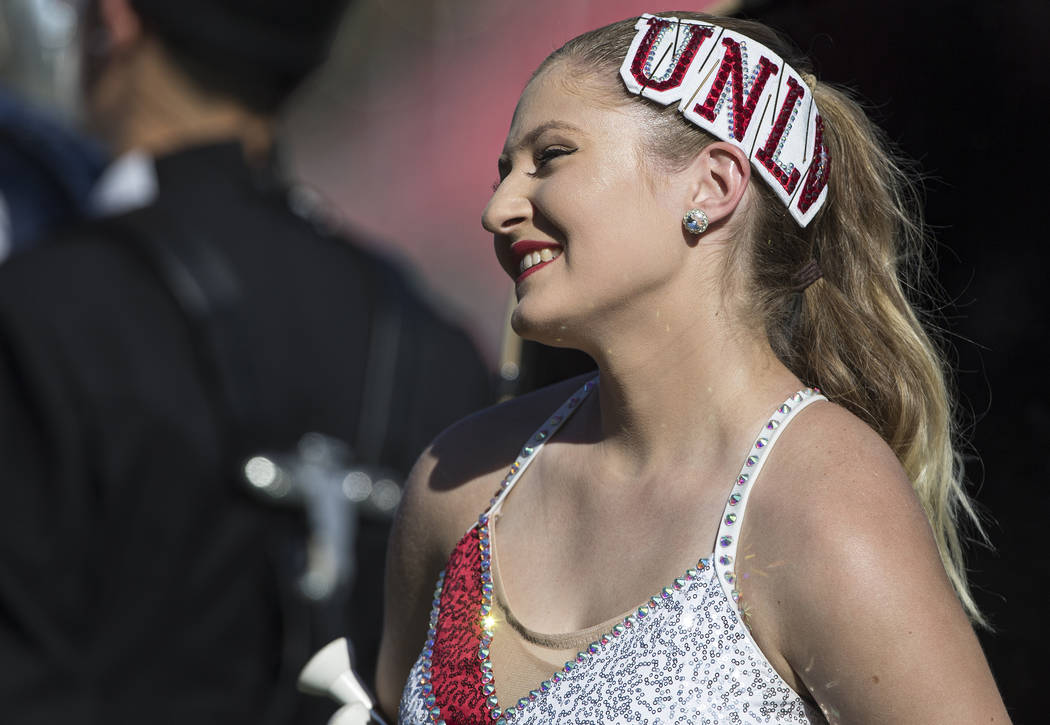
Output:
(510, 306), (584, 351)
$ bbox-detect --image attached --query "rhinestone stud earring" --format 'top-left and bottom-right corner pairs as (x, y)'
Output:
(682, 209), (709, 235)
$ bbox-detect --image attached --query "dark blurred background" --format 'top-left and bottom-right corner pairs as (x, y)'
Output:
(746, 2), (1047, 719)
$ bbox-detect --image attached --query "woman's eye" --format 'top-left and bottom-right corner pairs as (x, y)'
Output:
(535, 146), (575, 169)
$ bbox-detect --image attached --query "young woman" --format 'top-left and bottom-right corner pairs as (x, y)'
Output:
(376, 11), (1010, 723)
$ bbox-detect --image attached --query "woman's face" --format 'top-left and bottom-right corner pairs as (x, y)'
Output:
(483, 64), (693, 346)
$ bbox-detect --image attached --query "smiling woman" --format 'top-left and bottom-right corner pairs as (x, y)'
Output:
(376, 11), (1011, 725)
(488, 75), (694, 347)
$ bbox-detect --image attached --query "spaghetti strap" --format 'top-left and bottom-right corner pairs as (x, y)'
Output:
(713, 387), (827, 609)
(402, 383), (830, 724)
(482, 376), (599, 521)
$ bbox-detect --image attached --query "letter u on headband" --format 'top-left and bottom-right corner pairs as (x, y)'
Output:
(620, 14), (831, 227)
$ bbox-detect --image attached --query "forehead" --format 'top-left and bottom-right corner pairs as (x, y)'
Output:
(503, 65), (639, 154)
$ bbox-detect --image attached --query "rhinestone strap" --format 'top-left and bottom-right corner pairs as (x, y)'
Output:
(417, 383), (825, 725)
(483, 377), (598, 519)
(712, 388), (826, 615)
(420, 376), (598, 724)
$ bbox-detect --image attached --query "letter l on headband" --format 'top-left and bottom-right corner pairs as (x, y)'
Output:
(620, 14), (831, 227)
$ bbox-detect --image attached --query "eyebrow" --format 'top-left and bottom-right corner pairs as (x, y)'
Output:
(499, 120), (586, 161)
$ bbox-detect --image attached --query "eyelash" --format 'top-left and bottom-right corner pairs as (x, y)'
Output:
(534, 146), (573, 169)
(492, 146), (575, 190)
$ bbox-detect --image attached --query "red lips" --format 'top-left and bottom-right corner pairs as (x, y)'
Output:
(510, 240), (563, 283)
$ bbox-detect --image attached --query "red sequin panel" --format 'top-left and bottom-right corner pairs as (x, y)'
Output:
(431, 527), (486, 724)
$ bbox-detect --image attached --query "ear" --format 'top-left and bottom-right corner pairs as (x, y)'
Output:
(682, 141), (751, 229)
(97, 0), (143, 52)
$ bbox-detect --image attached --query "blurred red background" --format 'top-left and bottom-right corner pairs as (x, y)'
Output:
(285, 0), (734, 364)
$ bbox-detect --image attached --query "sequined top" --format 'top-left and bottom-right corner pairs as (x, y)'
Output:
(400, 378), (829, 724)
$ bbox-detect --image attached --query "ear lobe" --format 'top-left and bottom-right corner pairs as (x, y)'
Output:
(686, 141), (751, 227)
(98, 0), (143, 52)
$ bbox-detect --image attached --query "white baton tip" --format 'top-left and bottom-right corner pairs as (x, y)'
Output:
(297, 637), (375, 711)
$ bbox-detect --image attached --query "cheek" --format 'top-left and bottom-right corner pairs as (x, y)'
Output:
(538, 171), (645, 241)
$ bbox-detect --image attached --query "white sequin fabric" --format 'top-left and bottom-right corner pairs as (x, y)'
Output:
(400, 381), (828, 724)
(401, 562), (824, 723)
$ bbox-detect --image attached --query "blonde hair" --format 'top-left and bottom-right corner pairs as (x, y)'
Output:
(539, 12), (988, 625)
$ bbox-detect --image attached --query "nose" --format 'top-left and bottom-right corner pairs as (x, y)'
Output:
(482, 178), (531, 235)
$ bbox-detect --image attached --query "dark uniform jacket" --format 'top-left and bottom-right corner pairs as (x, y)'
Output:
(0, 143), (492, 724)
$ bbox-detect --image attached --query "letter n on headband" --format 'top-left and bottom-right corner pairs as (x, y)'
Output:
(620, 14), (831, 227)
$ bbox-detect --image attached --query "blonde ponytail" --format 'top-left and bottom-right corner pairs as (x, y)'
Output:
(545, 12), (989, 625)
(765, 81), (989, 626)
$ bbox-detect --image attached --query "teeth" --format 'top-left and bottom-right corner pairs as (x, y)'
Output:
(518, 248), (561, 274)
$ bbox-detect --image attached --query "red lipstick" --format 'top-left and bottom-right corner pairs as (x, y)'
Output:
(510, 240), (563, 283)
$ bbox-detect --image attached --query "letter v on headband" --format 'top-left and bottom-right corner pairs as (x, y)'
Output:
(620, 14), (830, 227)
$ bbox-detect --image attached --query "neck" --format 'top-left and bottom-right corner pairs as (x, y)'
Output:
(94, 36), (275, 163)
(576, 273), (802, 481)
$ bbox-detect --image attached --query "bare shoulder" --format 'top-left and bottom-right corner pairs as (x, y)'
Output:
(374, 372), (596, 715)
(742, 400), (926, 650)
(399, 372), (598, 554)
(742, 400), (1009, 722)
(755, 399), (919, 533)
(742, 401), (922, 586)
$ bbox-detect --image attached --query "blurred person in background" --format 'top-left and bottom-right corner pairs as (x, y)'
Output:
(0, 0), (491, 723)
(0, 0), (108, 259)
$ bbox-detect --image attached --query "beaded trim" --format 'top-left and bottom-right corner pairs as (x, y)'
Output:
(417, 377), (598, 724)
(619, 14), (831, 227)
(474, 544), (711, 723)
(475, 378), (598, 721)
(418, 381), (826, 723)
(418, 572), (446, 724)
(712, 387), (825, 616)
(486, 377), (598, 515)
(419, 536), (712, 723)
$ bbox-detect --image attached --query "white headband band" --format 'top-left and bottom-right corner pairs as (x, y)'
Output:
(620, 14), (831, 227)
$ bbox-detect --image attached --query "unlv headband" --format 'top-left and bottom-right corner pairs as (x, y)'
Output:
(620, 14), (831, 227)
